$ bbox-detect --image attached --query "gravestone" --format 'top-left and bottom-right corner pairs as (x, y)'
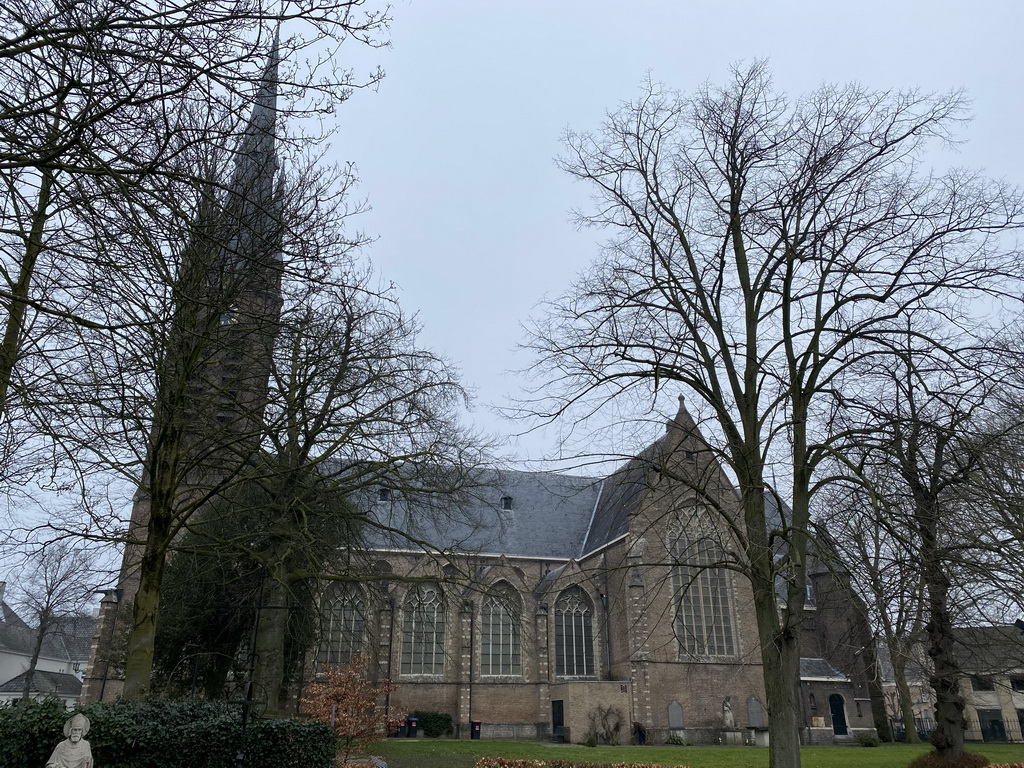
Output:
(667, 700), (684, 729)
(747, 696), (765, 728)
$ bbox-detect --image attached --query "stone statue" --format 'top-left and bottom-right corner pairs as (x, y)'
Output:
(46, 713), (93, 768)
(722, 696), (735, 728)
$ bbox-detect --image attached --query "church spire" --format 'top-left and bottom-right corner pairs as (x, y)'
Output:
(220, 27), (284, 273)
(232, 26), (280, 193)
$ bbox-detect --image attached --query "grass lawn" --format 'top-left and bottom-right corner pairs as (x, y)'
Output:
(373, 739), (1024, 768)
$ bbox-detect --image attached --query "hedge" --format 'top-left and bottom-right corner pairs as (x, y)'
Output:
(0, 699), (334, 768)
(412, 710), (454, 738)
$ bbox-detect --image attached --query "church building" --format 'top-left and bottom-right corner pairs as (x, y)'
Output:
(81, 41), (884, 745)
(331, 399), (884, 744)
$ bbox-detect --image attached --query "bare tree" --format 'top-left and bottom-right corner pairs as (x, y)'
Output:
(4, 541), (102, 700)
(526, 63), (1024, 768)
(214, 276), (489, 716)
(831, 343), (1024, 759)
(0, 0), (387, 484)
(816, 479), (928, 742)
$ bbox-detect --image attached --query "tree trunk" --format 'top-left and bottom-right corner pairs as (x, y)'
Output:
(122, 514), (171, 699)
(253, 570), (289, 718)
(921, 553), (964, 759)
(21, 614), (51, 700)
(891, 652), (921, 744)
(0, 164), (53, 417)
(755, 590), (803, 768)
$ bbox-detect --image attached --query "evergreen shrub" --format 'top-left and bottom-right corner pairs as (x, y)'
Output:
(0, 699), (334, 768)
(412, 710), (454, 738)
(856, 730), (881, 747)
(0, 699), (67, 768)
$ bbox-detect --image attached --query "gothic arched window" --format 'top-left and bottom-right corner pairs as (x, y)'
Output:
(321, 583), (365, 665)
(554, 587), (594, 677)
(481, 584), (521, 676)
(671, 528), (736, 658)
(400, 584), (445, 675)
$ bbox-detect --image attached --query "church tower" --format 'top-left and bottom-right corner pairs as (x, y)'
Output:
(82, 37), (284, 703)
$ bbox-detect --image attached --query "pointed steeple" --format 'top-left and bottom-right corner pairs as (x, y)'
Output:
(231, 26), (280, 197)
(219, 27), (284, 274)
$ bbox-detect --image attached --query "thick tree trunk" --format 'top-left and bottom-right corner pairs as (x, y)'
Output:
(122, 514), (171, 699)
(253, 571), (289, 718)
(921, 555), (964, 759)
(754, 588), (803, 768)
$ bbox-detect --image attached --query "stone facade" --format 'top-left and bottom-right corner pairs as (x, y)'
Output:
(334, 399), (882, 744)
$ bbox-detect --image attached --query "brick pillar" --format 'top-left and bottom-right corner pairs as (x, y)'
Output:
(626, 556), (653, 729)
(81, 589), (124, 703)
(961, 679), (982, 741)
(378, 597), (394, 677)
(996, 676), (1023, 742)
(378, 597), (396, 725)
(536, 601), (551, 738)
(457, 599), (474, 734)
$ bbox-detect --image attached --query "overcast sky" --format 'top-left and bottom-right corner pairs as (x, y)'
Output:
(331, 0), (1024, 466)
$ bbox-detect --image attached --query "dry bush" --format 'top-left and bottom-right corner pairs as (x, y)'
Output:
(301, 654), (399, 761)
(908, 752), (990, 768)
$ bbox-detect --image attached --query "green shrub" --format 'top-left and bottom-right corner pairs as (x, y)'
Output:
(856, 730), (881, 747)
(0, 699), (68, 768)
(0, 699), (334, 768)
(412, 710), (453, 738)
(909, 752), (990, 768)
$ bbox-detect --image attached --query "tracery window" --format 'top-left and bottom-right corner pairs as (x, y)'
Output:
(401, 584), (445, 675)
(321, 583), (365, 665)
(554, 587), (594, 677)
(481, 584), (521, 676)
(671, 528), (736, 658)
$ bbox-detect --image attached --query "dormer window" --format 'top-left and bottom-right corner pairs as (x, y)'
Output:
(377, 487), (391, 502)
(501, 496), (513, 511)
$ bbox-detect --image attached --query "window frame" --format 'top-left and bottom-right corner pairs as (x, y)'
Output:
(670, 521), (737, 660)
(400, 584), (446, 676)
(480, 583), (522, 677)
(553, 586), (596, 678)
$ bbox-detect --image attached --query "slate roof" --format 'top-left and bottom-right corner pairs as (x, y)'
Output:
(800, 657), (849, 681)
(579, 451), (653, 556)
(0, 612), (95, 664)
(953, 625), (1024, 675)
(1, 602), (29, 629)
(365, 469), (604, 559)
(0, 669), (82, 697)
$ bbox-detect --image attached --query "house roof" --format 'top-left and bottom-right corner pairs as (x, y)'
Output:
(1, 601), (29, 629)
(0, 669), (82, 697)
(0, 614), (96, 664)
(953, 625), (1024, 675)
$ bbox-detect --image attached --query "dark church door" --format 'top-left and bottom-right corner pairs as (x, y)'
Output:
(552, 700), (565, 741)
(829, 694), (848, 736)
